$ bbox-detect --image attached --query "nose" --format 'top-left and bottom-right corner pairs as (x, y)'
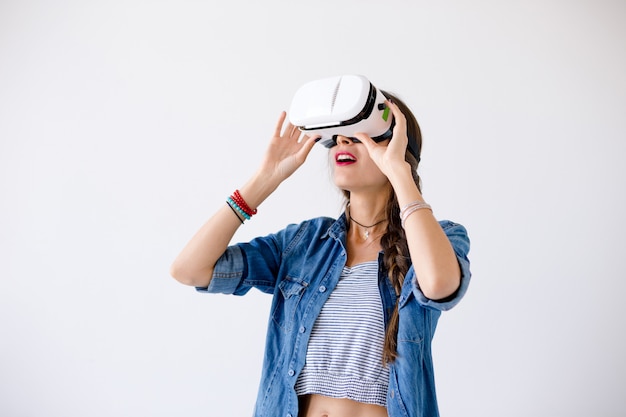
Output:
(336, 135), (351, 145)
(336, 135), (359, 145)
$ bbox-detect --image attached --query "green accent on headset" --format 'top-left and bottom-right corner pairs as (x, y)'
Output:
(382, 106), (390, 121)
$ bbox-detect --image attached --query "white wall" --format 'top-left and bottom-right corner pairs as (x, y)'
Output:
(1, 1), (625, 416)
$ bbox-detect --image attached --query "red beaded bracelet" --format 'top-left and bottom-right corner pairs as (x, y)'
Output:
(231, 190), (257, 217)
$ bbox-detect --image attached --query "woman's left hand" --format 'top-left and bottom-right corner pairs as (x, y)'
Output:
(353, 100), (411, 178)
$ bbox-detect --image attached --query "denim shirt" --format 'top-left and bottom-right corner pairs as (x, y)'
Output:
(197, 214), (471, 417)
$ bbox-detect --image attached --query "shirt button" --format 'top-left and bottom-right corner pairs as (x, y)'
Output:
(288, 369), (295, 376)
(390, 389), (395, 399)
(286, 414), (293, 417)
(299, 326), (306, 333)
(318, 285), (326, 292)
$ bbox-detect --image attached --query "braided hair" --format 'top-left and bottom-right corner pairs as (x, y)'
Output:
(342, 92), (422, 362)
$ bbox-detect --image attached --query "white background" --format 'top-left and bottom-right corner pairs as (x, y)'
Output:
(1, 1), (625, 416)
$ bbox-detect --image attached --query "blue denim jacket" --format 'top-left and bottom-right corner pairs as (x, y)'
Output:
(197, 214), (471, 417)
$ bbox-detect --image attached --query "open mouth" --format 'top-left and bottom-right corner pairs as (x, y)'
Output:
(335, 152), (357, 165)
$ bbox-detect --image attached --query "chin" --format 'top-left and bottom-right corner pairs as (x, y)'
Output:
(332, 168), (390, 192)
(332, 175), (353, 190)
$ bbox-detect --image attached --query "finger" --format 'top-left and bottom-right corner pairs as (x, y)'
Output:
(280, 118), (299, 139)
(386, 100), (406, 130)
(289, 124), (301, 140)
(274, 111), (287, 137)
(387, 101), (406, 136)
(353, 132), (378, 154)
(303, 134), (321, 149)
(295, 134), (320, 162)
(384, 101), (410, 148)
(282, 122), (297, 138)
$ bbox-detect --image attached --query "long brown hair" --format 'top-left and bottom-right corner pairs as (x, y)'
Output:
(342, 91), (422, 363)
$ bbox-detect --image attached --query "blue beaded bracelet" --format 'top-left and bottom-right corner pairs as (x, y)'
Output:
(226, 201), (244, 224)
(227, 197), (251, 221)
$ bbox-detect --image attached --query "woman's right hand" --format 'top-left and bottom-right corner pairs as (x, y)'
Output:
(170, 112), (319, 287)
(257, 111), (319, 186)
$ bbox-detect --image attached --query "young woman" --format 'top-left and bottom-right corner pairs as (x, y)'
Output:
(170, 92), (471, 417)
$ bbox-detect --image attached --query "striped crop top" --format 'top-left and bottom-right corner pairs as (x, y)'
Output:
(295, 261), (389, 406)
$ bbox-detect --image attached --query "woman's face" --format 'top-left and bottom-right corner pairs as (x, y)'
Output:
(331, 135), (390, 194)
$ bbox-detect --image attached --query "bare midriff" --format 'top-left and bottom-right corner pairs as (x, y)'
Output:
(298, 394), (388, 417)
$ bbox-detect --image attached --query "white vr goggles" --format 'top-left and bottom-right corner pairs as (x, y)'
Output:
(288, 75), (393, 148)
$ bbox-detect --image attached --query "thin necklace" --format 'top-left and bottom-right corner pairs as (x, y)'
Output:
(348, 212), (386, 240)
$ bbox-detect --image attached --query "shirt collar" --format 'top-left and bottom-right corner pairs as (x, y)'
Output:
(322, 212), (348, 240)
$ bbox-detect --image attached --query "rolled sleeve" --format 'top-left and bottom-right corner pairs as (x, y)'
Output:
(195, 245), (247, 294)
(411, 220), (472, 311)
(194, 228), (285, 296)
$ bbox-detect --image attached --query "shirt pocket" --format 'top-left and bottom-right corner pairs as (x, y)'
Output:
(271, 275), (308, 332)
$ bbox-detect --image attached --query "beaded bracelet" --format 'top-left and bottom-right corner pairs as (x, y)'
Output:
(400, 200), (432, 228)
(232, 189), (257, 217)
(227, 197), (251, 221)
(226, 190), (257, 224)
(226, 201), (245, 224)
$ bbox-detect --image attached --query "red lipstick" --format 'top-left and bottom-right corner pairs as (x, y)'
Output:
(335, 152), (357, 166)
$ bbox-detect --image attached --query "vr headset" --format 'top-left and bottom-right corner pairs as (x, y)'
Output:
(288, 75), (393, 148)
